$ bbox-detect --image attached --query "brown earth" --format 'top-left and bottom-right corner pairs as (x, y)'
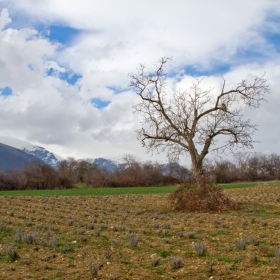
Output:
(1, 185), (280, 279)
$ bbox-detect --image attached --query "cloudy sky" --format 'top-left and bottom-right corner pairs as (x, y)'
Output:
(0, 0), (279, 164)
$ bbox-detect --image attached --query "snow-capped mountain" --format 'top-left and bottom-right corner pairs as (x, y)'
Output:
(0, 136), (64, 168)
(0, 143), (45, 170)
(92, 156), (190, 178)
(93, 157), (124, 172)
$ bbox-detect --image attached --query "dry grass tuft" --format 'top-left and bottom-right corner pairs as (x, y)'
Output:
(168, 178), (239, 212)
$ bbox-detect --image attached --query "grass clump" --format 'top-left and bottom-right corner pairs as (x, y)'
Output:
(4, 246), (19, 263)
(194, 242), (207, 256)
(185, 231), (196, 238)
(13, 228), (23, 243)
(169, 256), (183, 268)
(251, 253), (259, 263)
(126, 233), (139, 247)
(150, 254), (161, 267)
(108, 270), (118, 280)
(103, 248), (113, 260)
(235, 238), (247, 250)
(22, 231), (39, 245)
(272, 249), (280, 264)
(89, 258), (99, 278)
(247, 236), (259, 246)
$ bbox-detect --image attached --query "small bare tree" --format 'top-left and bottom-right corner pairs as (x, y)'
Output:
(129, 58), (270, 190)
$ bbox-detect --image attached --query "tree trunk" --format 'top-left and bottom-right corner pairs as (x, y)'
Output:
(191, 161), (206, 192)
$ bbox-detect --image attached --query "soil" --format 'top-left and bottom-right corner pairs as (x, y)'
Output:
(1, 185), (280, 279)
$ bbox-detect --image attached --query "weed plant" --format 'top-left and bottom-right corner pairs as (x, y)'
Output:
(89, 258), (99, 278)
(235, 238), (247, 250)
(194, 243), (207, 256)
(150, 254), (161, 267)
(169, 256), (183, 268)
(4, 246), (18, 263)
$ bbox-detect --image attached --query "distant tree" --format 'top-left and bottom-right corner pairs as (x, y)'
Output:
(24, 160), (58, 190)
(57, 157), (78, 184)
(129, 57), (270, 190)
(212, 159), (238, 183)
(0, 168), (26, 191)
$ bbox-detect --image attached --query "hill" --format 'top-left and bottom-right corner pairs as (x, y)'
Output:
(0, 143), (44, 169)
(0, 136), (63, 168)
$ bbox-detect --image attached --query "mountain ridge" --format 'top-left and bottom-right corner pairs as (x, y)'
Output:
(0, 142), (45, 169)
(0, 136), (63, 168)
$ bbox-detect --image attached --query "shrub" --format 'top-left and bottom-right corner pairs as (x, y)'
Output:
(150, 254), (161, 267)
(169, 256), (183, 268)
(126, 233), (139, 247)
(194, 243), (207, 256)
(94, 227), (102, 237)
(260, 220), (268, 227)
(168, 177), (239, 212)
(86, 223), (94, 230)
(23, 232), (38, 245)
(49, 238), (58, 249)
(109, 270), (118, 280)
(4, 246), (19, 263)
(0, 224), (7, 232)
(162, 238), (171, 244)
(272, 249), (280, 264)
(103, 248), (113, 260)
(89, 258), (99, 278)
(185, 231), (196, 239)
(14, 228), (23, 243)
(251, 253), (259, 263)
(247, 236), (259, 246)
(235, 238), (246, 250)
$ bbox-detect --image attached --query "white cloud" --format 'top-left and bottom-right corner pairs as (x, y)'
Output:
(0, 8), (10, 30)
(0, 1), (279, 165)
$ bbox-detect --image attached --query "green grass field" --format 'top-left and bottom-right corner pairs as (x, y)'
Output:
(0, 185), (178, 196)
(0, 181), (279, 196)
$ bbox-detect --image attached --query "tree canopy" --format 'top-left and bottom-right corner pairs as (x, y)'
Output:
(129, 58), (270, 182)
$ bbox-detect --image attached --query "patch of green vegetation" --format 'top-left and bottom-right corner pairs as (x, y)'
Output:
(131, 246), (141, 252)
(0, 230), (13, 242)
(216, 256), (234, 263)
(156, 249), (172, 258)
(185, 251), (195, 257)
(233, 203), (277, 217)
(60, 243), (75, 254)
(46, 273), (63, 280)
(221, 182), (258, 189)
(211, 239), (222, 246)
(0, 186), (178, 196)
(101, 235), (111, 246)
(210, 232), (222, 237)
(2, 180), (279, 196)
(142, 264), (153, 269)
(266, 252), (275, 258)
(249, 271), (259, 276)
(230, 264), (238, 271)
(221, 180), (280, 189)
(270, 211), (280, 217)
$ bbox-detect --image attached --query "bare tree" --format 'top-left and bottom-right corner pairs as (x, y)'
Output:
(129, 58), (270, 189)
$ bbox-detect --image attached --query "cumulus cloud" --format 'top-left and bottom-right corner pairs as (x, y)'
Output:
(0, 1), (279, 164)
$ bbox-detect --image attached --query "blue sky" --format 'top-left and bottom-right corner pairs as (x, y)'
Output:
(0, 86), (12, 97)
(0, 0), (279, 163)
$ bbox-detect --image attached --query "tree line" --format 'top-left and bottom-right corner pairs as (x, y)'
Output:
(0, 155), (183, 191)
(205, 152), (280, 183)
(0, 152), (279, 191)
